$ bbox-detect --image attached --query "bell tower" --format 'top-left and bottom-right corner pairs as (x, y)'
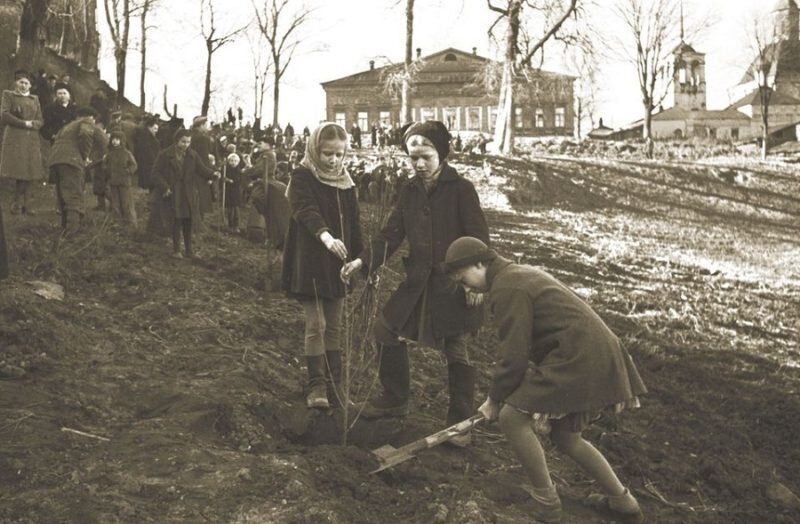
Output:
(672, 1), (706, 110)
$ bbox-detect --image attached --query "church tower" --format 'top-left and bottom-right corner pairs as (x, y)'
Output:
(672, 2), (706, 111)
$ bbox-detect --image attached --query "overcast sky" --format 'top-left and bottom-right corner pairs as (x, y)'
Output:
(98, 0), (774, 130)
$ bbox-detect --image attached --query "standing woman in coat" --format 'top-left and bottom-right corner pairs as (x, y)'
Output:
(150, 129), (219, 259)
(0, 70), (44, 215)
(341, 121), (489, 440)
(282, 122), (363, 409)
(133, 114), (161, 190)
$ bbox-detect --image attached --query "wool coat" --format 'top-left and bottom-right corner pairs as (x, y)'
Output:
(133, 125), (161, 189)
(0, 90), (44, 181)
(104, 132), (138, 186)
(485, 257), (647, 414)
(40, 101), (76, 143)
(251, 179), (290, 251)
(151, 146), (215, 220)
(359, 162), (489, 343)
(48, 118), (108, 170)
(281, 167), (363, 300)
(190, 131), (215, 214)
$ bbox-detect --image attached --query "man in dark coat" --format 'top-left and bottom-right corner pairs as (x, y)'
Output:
(47, 107), (107, 235)
(189, 115), (216, 217)
(133, 115), (161, 190)
(350, 122), (362, 149)
(150, 129), (219, 258)
(341, 121), (489, 438)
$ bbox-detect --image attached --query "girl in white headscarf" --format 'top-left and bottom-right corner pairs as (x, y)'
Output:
(281, 122), (363, 409)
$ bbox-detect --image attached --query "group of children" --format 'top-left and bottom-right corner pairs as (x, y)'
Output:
(283, 120), (647, 522)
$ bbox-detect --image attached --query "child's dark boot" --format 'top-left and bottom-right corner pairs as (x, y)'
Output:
(305, 355), (329, 409)
(361, 343), (409, 418)
(585, 488), (643, 524)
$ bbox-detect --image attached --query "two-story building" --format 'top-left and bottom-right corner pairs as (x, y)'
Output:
(321, 47), (575, 138)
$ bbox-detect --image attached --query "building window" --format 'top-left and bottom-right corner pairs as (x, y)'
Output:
(731, 128), (739, 139)
(335, 112), (346, 128)
(467, 107), (481, 130)
(421, 107), (436, 122)
(488, 106), (497, 130)
(444, 53), (457, 62)
(379, 111), (391, 126)
(357, 111), (369, 132)
(535, 108), (545, 128)
(515, 107), (523, 128)
(442, 107), (458, 130)
(555, 107), (565, 128)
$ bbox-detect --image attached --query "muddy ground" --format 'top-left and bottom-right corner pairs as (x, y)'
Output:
(0, 153), (798, 523)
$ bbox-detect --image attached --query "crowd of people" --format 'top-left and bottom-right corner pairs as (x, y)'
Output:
(0, 68), (648, 523)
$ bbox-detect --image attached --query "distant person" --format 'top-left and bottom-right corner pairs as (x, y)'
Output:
(282, 122), (362, 409)
(41, 82), (76, 143)
(133, 115), (161, 190)
(89, 88), (111, 128)
(221, 152), (243, 231)
(0, 70), (45, 216)
(443, 236), (647, 523)
(150, 129), (219, 259)
(103, 130), (138, 226)
(284, 122), (294, 143)
(189, 115), (216, 218)
(350, 123), (362, 149)
(48, 107), (108, 235)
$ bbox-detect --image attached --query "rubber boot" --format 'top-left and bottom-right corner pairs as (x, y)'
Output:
(361, 343), (410, 418)
(305, 355), (329, 409)
(446, 363), (476, 447)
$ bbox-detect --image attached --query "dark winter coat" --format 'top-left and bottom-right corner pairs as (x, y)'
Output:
(151, 146), (215, 220)
(251, 179), (290, 250)
(104, 132), (137, 186)
(190, 131), (215, 214)
(133, 125), (161, 189)
(222, 163), (242, 208)
(485, 257), (648, 414)
(281, 167), (363, 300)
(358, 162), (489, 343)
(0, 90), (44, 181)
(40, 101), (76, 143)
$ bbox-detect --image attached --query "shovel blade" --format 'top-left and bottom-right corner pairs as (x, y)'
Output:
(370, 444), (416, 474)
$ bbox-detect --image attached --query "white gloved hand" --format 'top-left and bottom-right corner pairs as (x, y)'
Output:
(320, 231), (348, 261)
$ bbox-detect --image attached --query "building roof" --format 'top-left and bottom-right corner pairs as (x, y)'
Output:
(672, 40), (701, 55)
(729, 88), (800, 109)
(738, 39), (800, 86)
(652, 106), (751, 122)
(320, 47), (575, 89)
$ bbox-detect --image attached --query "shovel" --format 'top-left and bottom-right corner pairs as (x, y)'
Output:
(370, 414), (485, 473)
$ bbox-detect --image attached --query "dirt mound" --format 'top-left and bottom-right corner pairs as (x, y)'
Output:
(1, 163), (799, 523)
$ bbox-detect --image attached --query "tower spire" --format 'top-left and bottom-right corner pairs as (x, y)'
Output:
(680, 0), (685, 42)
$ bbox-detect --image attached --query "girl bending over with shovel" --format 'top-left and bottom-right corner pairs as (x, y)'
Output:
(444, 236), (647, 524)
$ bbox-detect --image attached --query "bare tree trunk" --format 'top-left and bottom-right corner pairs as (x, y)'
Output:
(643, 109), (654, 158)
(139, 0), (150, 110)
(493, 0), (521, 155)
(202, 41), (213, 116)
(115, 49), (127, 105)
(400, 0), (414, 123)
(761, 91), (769, 160)
(272, 70), (280, 127)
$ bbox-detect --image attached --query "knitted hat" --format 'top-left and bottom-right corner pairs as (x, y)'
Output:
(442, 237), (495, 274)
(401, 120), (451, 161)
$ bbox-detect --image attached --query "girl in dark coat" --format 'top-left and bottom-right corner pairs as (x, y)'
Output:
(341, 121), (489, 438)
(222, 152), (243, 230)
(282, 123), (363, 409)
(444, 236), (646, 523)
